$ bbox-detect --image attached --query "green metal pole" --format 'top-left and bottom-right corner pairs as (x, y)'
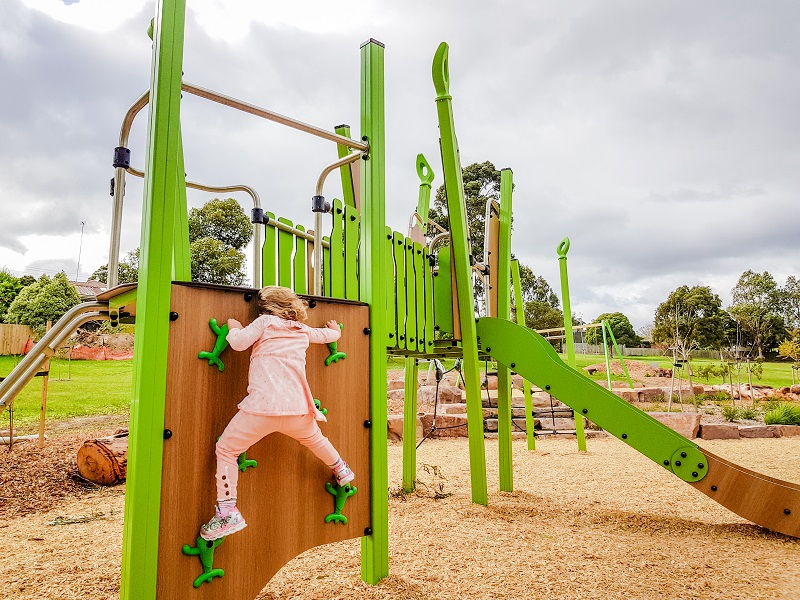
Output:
(601, 320), (613, 391)
(402, 357), (418, 492)
(335, 124), (357, 209)
(359, 38), (389, 585)
(415, 153), (434, 230)
(511, 260), (535, 450)
(557, 237), (587, 452)
(120, 1), (186, 598)
(432, 42), (488, 505)
(496, 169), (513, 491)
(606, 322), (635, 389)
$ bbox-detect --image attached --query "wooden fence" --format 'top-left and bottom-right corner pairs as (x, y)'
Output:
(0, 324), (32, 355)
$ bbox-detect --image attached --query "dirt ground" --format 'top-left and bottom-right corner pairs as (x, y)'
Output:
(1, 424), (799, 600)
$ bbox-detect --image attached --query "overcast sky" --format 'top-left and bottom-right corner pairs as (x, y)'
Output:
(1, 0), (798, 329)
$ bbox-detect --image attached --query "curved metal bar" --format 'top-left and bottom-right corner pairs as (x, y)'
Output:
(428, 232), (451, 255)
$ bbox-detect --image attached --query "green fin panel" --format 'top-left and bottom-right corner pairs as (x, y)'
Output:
(476, 317), (708, 483)
(404, 238), (416, 352)
(277, 217), (294, 288)
(323, 235), (331, 297)
(385, 227), (398, 348)
(392, 231), (406, 349)
(423, 247), (435, 354)
(330, 199), (345, 298)
(412, 241), (425, 353)
(294, 224), (307, 294)
(433, 246), (454, 335)
(344, 204), (360, 301)
(262, 211), (277, 286)
(334, 125), (357, 209)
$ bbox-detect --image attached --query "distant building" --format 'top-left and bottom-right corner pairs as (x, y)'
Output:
(69, 280), (107, 301)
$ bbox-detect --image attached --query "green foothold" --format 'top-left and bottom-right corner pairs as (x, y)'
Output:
(313, 398), (328, 416)
(325, 323), (346, 366)
(182, 535), (225, 588)
(237, 451), (257, 472)
(324, 482), (357, 524)
(198, 318), (229, 371)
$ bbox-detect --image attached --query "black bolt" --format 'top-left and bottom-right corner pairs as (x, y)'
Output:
(692, 472), (699, 478)
(681, 452), (687, 458)
(510, 363), (516, 368)
(582, 408), (588, 414)
(622, 433), (628, 440)
(675, 460), (682, 466)
(244, 293), (253, 302)
(389, 333), (395, 338)
(163, 429), (173, 439)
(410, 337), (415, 342)
(663, 460), (670, 466)
(400, 335), (405, 340)
(169, 312), (179, 321)
(784, 509), (791, 515)
(711, 485), (718, 491)
(337, 207), (343, 214)
(397, 239), (402, 245)
(364, 527), (373, 536)
(387, 234), (392, 240)
(362, 154), (369, 161)
(698, 463), (704, 469)
(545, 385), (550, 390)
(363, 328), (371, 335)
(363, 420), (372, 429)
(308, 300), (317, 308)
(205, 540), (214, 549)
(350, 215), (357, 221)
(487, 347), (492, 353)
(362, 135), (368, 141)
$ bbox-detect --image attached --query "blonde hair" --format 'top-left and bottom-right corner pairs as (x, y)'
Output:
(257, 286), (308, 322)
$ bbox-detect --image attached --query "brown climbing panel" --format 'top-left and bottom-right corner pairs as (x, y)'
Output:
(690, 448), (800, 537)
(156, 282), (370, 599)
(485, 203), (500, 318)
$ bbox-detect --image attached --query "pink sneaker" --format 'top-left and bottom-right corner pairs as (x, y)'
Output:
(333, 461), (355, 486)
(200, 506), (247, 541)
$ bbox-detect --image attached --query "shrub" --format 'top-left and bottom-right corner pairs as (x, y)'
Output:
(739, 406), (760, 421)
(763, 403), (800, 426)
(721, 406), (741, 422)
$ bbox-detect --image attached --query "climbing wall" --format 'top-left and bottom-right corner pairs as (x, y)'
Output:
(156, 282), (370, 599)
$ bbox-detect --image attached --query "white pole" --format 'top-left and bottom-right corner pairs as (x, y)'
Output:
(75, 221), (86, 281)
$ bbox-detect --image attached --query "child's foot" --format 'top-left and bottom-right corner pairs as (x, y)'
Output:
(200, 506), (247, 541)
(332, 460), (355, 486)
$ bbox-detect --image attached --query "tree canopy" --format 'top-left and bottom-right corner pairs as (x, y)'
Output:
(585, 312), (641, 348)
(517, 263), (559, 308)
(90, 249), (140, 284)
(0, 270), (27, 323)
(652, 285), (727, 356)
(524, 301), (564, 331)
(5, 272), (81, 332)
(189, 198), (252, 251)
(729, 270), (783, 358)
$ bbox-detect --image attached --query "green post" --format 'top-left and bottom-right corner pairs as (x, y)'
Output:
(557, 237), (587, 452)
(171, 131), (191, 281)
(601, 320), (613, 391)
(496, 169), (513, 491)
(415, 154), (434, 230)
(432, 42), (488, 505)
(402, 357), (418, 492)
(359, 38), (389, 584)
(606, 321), (635, 389)
(120, 1), (186, 598)
(335, 125), (358, 209)
(511, 260), (535, 450)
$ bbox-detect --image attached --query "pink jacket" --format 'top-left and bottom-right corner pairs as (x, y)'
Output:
(226, 314), (340, 420)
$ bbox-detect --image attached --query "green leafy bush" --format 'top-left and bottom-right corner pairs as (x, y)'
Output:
(763, 403), (800, 426)
(721, 406), (741, 422)
(739, 406), (760, 421)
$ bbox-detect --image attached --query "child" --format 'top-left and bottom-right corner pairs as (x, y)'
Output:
(200, 286), (354, 541)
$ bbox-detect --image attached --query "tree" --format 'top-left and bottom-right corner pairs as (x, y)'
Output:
(517, 263), (558, 307)
(190, 237), (248, 285)
(90, 249), (140, 284)
(778, 275), (800, 330)
(729, 270), (782, 359)
(5, 272), (81, 332)
(189, 198), (253, 251)
(0, 270), (25, 323)
(778, 329), (800, 375)
(524, 301), (564, 331)
(585, 312), (641, 348)
(652, 286), (727, 390)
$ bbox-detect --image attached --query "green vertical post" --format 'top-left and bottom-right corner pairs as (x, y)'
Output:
(557, 237), (587, 452)
(496, 169), (513, 491)
(606, 321), (635, 389)
(432, 42), (488, 505)
(335, 124), (357, 209)
(511, 259), (535, 450)
(262, 211), (277, 286)
(601, 320), (613, 391)
(402, 357), (418, 492)
(120, 1), (186, 598)
(359, 38), (389, 585)
(415, 154), (434, 231)
(171, 132), (190, 282)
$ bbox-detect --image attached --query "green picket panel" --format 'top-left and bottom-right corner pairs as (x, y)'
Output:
(385, 227), (397, 348)
(412, 241), (425, 353)
(330, 199), (345, 298)
(392, 232), (406, 350)
(423, 248), (435, 354)
(293, 224), (307, 295)
(344, 204), (360, 301)
(404, 239), (416, 352)
(262, 211), (278, 286)
(433, 246), (454, 336)
(277, 217), (294, 288)
(323, 235), (331, 297)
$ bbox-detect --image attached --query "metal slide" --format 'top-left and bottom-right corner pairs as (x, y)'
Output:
(476, 317), (800, 538)
(0, 301), (110, 415)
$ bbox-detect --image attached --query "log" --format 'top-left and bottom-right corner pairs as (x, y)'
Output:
(77, 430), (129, 485)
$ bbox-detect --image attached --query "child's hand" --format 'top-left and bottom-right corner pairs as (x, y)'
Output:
(227, 318), (243, 330)
(326, 319), (339, 331)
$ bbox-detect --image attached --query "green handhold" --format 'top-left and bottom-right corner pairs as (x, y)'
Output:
(237, 451), (257, 472)
(324, 482), (357, 524)
(198, 318), (229, 371)
(182, 535), (225, 588)
(325, 323), (346, 366)
(313, 398), (328, 416)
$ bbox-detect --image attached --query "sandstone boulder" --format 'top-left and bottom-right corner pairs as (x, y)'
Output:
(646, 412), (701, 439)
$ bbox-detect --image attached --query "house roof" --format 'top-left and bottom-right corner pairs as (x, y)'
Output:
(70, 279), (108, 300)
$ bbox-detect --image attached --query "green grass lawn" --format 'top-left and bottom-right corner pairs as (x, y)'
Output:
(0, 356), (133, 431)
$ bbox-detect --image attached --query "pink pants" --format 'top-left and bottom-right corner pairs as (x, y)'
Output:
(215, 411), (340, 501)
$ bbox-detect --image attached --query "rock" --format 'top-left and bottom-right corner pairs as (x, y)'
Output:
(484, 418), (528, 433)
(443, 403), (467, 414)
(387, 389), (404, 401)
(511, 374), (524, 388)
(738, 426), (781, 439)
(612, 390), (640, 403)
(699, 423), (740, 440)
(791, 385), (800, 395)
(638, 387), (666, 402)
(482, 375), (498, 390)
(417, 385), (462, 404)
(387, 379), (405, 391)
(646, 412), (701, 439)
(387, 414), (424, 442)
(778, 425), (800, 437)
(417, 413), (468, 438)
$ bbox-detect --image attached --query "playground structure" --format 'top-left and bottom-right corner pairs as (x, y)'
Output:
(0, 2), (799, 598)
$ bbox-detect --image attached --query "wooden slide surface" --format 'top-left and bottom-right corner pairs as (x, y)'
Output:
(476, 316), (800, 538)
